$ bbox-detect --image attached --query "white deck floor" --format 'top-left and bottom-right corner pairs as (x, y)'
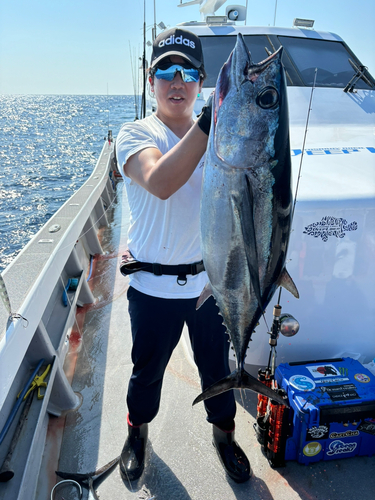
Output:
(37, 185), (375, 500)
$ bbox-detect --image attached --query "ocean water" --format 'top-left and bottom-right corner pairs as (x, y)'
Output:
(0, 94), (139, 272)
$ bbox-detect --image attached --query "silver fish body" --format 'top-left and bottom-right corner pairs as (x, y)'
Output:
(194, 34), (298, 407)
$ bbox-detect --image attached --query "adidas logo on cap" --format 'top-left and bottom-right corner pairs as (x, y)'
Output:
(159, 35), (195, 49)
(151, 28), (203, 69)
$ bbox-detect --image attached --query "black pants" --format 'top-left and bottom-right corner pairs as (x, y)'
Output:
(126, 286), (236, 427)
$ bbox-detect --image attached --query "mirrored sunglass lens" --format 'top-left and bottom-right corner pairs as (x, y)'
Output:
(155, 68), (176, 81)
(183, 69), (200, 82)
(155, 65), (199, 82)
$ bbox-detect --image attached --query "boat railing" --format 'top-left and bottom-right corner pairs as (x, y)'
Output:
(0, 139), (119, 499)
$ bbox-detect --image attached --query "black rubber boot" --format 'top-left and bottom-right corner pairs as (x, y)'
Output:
(120, 414), (148, 481)
(213, 424), (252, 483)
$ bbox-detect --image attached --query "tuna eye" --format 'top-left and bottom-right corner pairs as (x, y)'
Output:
(256, 86), (279, 109)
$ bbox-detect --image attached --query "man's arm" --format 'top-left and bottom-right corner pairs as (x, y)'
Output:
(124, 121), (208, 200)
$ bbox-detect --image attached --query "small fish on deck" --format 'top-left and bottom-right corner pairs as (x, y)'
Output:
(194, 33), (299, 407)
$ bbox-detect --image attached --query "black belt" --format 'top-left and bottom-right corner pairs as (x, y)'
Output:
(120, 258), (205, 286)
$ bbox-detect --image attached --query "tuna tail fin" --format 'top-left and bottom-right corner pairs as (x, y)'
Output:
(192, 368), (289, 407)
(196, 281), (214, 310)
(279, 268), (299, 298)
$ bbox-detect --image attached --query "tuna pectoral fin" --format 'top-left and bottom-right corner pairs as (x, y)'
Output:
(279, 268), (299, 299)
(193, 369), (289, 407)
(231, 175), (262, 309)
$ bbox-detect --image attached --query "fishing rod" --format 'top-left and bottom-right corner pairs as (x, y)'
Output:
(291, 68), (318, 221)
(129, 42), (140, 120)
(277, 67), (318, 302)
(153, 0), (157, 40)
(137, 43), (141, 116)
(141, 0), (147, 119)
(106, 83), (113, 145)
(107, 83), (109, 130)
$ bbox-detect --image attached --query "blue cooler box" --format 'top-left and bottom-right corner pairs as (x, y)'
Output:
(275, 357), (375, 464)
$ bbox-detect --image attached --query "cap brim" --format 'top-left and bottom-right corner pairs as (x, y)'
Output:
(150, 51), (201, 69)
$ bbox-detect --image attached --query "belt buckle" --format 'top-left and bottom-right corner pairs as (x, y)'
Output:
(192, 261), (204, 275)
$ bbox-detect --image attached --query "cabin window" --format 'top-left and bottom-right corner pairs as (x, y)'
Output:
(199, 34), (374, 90)
(277, 36), (374, 89)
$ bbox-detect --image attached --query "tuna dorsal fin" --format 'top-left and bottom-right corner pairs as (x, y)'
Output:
(196, 281), (214, 310)
(279, 268), (299, 299)
(215, 33), (253, 110)
(231, 175), (263, 310)
(232, 33), (253, 88)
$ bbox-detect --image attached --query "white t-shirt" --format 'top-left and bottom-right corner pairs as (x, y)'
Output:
(116, 114), (208, 299)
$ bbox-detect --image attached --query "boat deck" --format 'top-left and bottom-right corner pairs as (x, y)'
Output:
(37, 185), (375, 500)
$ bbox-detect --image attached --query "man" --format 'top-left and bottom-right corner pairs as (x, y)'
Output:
(116, 27), (251, 484)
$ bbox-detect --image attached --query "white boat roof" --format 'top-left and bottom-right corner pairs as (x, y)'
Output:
(176, 23), (345, 42)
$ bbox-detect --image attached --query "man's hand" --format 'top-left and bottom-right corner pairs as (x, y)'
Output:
(197, 93), (214, 136)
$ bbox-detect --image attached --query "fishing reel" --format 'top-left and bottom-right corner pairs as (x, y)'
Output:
(266, 304), (299, 374)
(279, 313), (300, 338)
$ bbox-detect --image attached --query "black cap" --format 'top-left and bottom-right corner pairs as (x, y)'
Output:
(150, 28), (204, 69)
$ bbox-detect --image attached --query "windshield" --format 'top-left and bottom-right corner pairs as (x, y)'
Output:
(200, 34), (374, 90)
(278, 36), (373, 89)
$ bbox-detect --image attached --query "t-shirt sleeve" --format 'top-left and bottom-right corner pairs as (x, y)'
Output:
(116, 122), (159, 184)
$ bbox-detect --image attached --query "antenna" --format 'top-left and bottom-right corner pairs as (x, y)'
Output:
(273, 0), (278, 26)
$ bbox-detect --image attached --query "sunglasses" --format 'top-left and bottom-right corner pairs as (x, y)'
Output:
(154, 63), (201, 83)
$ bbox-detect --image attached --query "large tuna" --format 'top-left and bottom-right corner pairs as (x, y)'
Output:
(194, 34), (299, 407)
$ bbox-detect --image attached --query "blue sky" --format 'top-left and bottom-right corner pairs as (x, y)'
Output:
(0, 0), (374, 95)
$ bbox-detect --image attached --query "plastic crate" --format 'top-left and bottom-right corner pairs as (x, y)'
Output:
(274, 357), (375, 464)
